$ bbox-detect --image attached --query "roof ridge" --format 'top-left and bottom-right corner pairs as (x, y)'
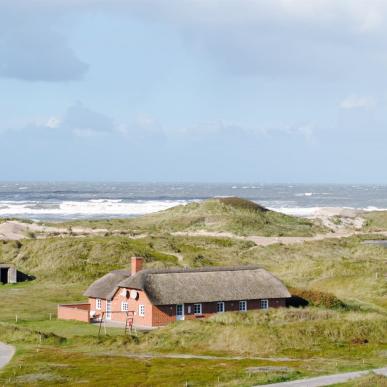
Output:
(134, 265), (262, 276)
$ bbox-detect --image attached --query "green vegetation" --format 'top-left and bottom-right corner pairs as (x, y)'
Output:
(288, 288), (347, 309)
(0, 202), (386, 385)
(0, 342), (304, 386)
(0, 307), (385, 386)
(49, 197), (326, 237)
(0, 236), (178, 282)
(124, 308), (387, 358)
(363, 210), (387, 232)
(1, 233), (386, 309)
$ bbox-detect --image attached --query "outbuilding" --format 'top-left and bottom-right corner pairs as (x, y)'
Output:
(0, 264), (17, 284)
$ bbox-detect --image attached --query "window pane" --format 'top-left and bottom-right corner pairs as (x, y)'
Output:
(139, 305), (145, 316)
(194, 304), (202, 314)
(239, 301), (247, 311)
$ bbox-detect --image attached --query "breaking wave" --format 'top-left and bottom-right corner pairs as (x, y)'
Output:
(0, 199), (190, 219)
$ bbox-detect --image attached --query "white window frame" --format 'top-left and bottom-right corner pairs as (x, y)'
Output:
(260, 299), (269, 310)
(239, 300), (247, 312)
(176, 304), (185, 320)
(216, 302), (225, 313)
(121, 301), (129, 312)
(193, 303), (202, 315)
(139, 304), (145, 317)
(106, 300), (112, 320)
(96, 298), (102, 310)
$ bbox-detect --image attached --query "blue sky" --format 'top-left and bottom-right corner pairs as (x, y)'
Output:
(1, 1), (387, 183)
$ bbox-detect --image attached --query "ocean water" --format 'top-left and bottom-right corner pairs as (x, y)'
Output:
(0, 182), (387, 221)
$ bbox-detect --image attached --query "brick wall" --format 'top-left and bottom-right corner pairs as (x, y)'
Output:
(89, 292), (288, 327)
(57, 303), (90, 323)
(97, 289), (154, 327)
(152, 298), (287, 326)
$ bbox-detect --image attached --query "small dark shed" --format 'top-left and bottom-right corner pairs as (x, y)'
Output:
(0, 264), (17, 284)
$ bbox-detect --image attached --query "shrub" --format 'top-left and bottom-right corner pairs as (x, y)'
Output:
(218, 197), (268, 212)
(288, 287), (347, 309)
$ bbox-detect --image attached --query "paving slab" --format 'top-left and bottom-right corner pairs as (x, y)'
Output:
(0, 342), (15, 370)
(259, 367), (387, 387)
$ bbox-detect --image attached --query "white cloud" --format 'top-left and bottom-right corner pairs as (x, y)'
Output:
(339, 95), (375, 110)
(3, 0), (387, 80)
(45, 117), (61, 128)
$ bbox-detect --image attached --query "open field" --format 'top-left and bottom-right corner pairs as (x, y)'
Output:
(0, 305), (386, 386)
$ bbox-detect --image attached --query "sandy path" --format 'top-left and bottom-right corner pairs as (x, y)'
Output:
(98, 351), (294, 362)
(0, 220), (108, 240)
(173, 229), (387, 247)
(260, 367), (387, 386)
(0, 342), (15, 370)
(1, 219), (386, 247)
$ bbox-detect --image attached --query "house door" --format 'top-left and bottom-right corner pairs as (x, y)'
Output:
(176, 304), (184, 321)
(106, 301), (112, 320)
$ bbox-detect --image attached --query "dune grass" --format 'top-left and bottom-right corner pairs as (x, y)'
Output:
(124, 308), (387, 359)
(47, 198), (326, 237)
(0, 306), (386, 386)
(1, 233), (385, 309)
(363, 211), (387, 232)
(0, 236), (178, 282)
(0, 209), (386, 385)
(0, 344), (305, 387)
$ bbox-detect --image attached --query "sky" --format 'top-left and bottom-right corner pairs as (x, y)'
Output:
(1, 0), (387, 183)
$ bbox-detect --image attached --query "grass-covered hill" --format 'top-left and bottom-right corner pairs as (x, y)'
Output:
(55, 197), (326, 237)
(132, 197), (327, 236)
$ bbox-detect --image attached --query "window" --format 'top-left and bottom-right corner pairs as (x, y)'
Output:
(239, 300), (247, 312)
(106, 301), (112, 320)
(216, 302), (225, 313)
(260, 299), (269, 309)
(139, 304), (145, 317)
(121, 302), (129, 312)
(96, 298), (102, 310)
(193, 303), (202, 315)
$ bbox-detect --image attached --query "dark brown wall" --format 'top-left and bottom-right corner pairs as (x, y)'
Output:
(152, 298), (287, 326)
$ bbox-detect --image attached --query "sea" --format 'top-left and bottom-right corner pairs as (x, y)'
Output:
(0, 182), (387, 221)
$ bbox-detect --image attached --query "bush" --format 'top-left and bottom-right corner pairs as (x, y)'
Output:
(288, 287), (347, 309)
(218, 197), (268, 212)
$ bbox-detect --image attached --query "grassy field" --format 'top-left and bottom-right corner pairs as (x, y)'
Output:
(0, 305), (386, 386)
(47, 198), (326, 237)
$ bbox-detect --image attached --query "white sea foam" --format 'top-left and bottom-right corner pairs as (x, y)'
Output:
(268, 207), (322, 217)
(0, 199), (190, 218)
(0, 198), (386, 220)
(270, 206), (387, 217)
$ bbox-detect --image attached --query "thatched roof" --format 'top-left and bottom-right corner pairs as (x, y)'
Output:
(118, 266), (290, 305)
(84, 269), (130, 300)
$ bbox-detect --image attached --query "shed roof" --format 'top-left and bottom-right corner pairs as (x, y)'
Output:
(84, 269), (130, 300)
(118, 266), (290, 305)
